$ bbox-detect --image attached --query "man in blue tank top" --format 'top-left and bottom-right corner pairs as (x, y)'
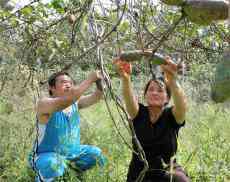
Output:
(29, 71), (106, 182)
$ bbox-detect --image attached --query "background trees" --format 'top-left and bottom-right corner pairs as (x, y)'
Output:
(0, 0), (229, 181)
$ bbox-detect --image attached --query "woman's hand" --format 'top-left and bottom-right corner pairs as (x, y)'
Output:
(160, 57), (178, 87)
(113, 58), (132, 80)
(113, 58), (138, 119)
(161, 57), (187, 124)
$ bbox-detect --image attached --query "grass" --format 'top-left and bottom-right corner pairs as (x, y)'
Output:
(0, 93), (230, 181)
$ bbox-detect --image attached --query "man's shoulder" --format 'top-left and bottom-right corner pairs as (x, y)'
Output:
(36, 97), (54, 124)
(38, 96), (52, 102)
(37, 96), (54, 106)
(36, 96), (53, 113)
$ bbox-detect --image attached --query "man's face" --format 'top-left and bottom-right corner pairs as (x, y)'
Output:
(50, 75), (73, 97)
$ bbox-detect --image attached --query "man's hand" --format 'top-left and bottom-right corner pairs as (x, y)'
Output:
(113, 58), (132, 80)
(88, 70), (102, 83)
(78, 71), (104, 109)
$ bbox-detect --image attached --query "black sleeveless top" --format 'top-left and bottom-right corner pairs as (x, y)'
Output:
(127, 103), (185, 181)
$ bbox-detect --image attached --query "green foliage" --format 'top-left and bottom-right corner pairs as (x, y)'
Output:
(21, 6), (33, 16)
(0, 0), (13, 11)
(0, 91), (230, 181)
(211, 51), (230, 103)
(50, 0), (66, 13)
(161, 0), (184, 6)
(0, 98), (13, 114)
(178, 101), (230, 181)
(0, 0), (229, 181)
(183, 1), (229, 25)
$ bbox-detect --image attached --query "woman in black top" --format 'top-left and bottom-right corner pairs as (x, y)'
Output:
(114, 57), (190, 182)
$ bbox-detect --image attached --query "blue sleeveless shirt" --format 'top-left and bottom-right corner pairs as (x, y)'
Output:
(34, 103), (80, 159)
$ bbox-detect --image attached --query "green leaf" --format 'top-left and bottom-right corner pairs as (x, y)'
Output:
(119, 21), (129, 32)
(150, 53), (166, 65)
(21, 6), (33, 16)
(50, 0), (65, 13)
(0, 9), (10, 18)
(10, 17), (19, 27)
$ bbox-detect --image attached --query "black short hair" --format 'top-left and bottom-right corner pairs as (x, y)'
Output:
(48, 71), (71, 96)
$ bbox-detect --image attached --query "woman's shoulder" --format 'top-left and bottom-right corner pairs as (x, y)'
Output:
(132, 103), (148, 122)
(137, 103), (148, 113)
(162, 105), (185, 128)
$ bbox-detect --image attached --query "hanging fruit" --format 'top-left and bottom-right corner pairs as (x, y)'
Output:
(119, 49), (166, 65)
(113, 59), (132, 74)
(183, 0), (229, 25)
(211, 50), (230, 103)
(161, 0), (185, 6)
(119, 50), (151, 62)
(68, 14), (76, 25)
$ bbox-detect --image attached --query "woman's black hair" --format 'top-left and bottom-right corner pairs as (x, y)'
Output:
(144, 78), (171, 100)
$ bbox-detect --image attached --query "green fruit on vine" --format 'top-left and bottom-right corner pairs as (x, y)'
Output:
(161, 0), (184, 6)
(211, 50), (230, 103)
(183, 0), (229, 25)
(68, 14), (76, 25)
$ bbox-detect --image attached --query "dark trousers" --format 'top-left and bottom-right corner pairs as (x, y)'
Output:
(127, 157), (190, 182)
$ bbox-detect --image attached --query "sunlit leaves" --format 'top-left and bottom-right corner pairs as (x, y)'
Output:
(21, 6), (33, 16)
(49, 0), (66, 14)
(0, 9), (10, 19)
(118, 20), (129, 33)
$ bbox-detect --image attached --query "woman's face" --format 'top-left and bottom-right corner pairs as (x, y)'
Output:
(145, 81), (168, 107)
